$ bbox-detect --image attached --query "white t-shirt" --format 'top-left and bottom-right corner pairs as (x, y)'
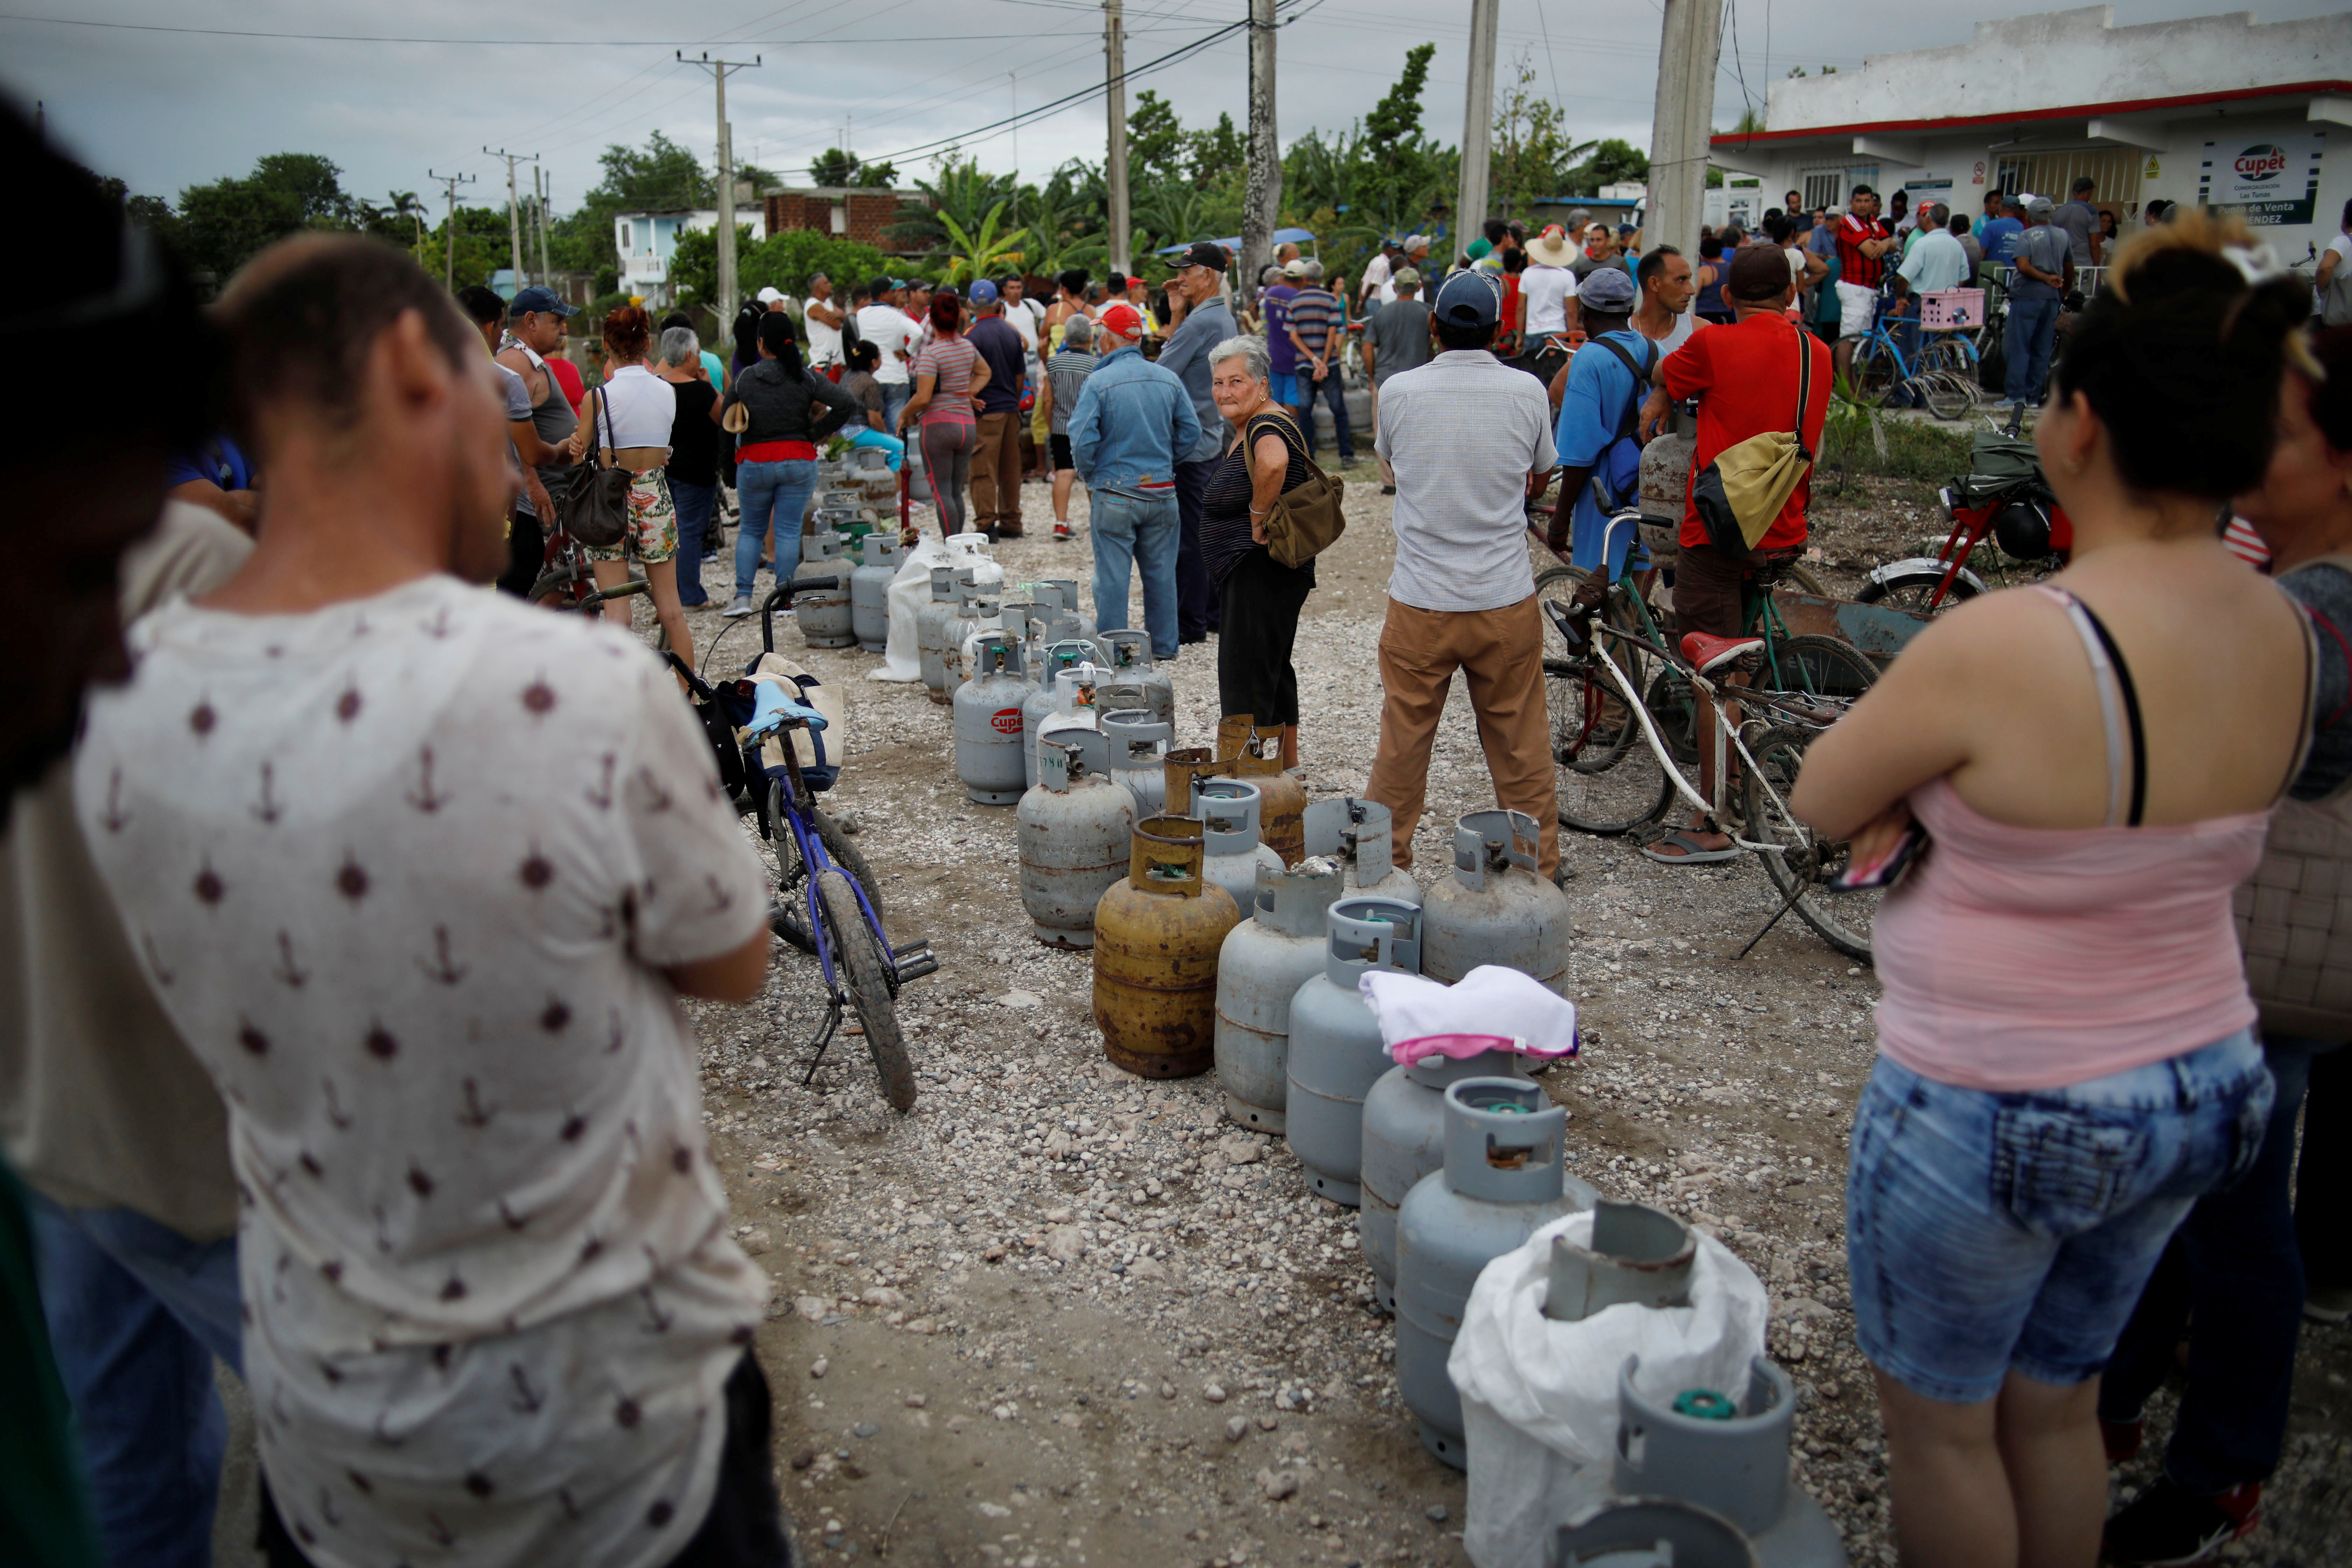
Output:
(1362, 251), (1394, 307)
(1521, 265), (1578, 337)
(803, 295), (845, 367)
(75, 576), (769, 1568)
(1638, 309), (1704, 362)
(856, 304), (920, 385)
(590, 363), (679, 450)
(2323, 234), (2352, 315)
(1374, 348), (1559, 613)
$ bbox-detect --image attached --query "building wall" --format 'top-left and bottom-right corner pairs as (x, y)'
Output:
(763, 189), (908, 251)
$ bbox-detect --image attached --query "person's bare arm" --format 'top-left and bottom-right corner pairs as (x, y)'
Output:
(495, 346), (549, 406)
(1801, 249), (1828, 286)
(807, 299), (845, 328)
(898, 371), (938, 432)
(167, 478), (259, 533)
(1788, 600), (2001, 838)
(2320, 246), (2342, 290)
(508, 417), (561, 468)
(663, 929), (770, 1002)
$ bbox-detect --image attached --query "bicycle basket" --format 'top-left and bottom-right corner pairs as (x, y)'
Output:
(746, 652), (846, 792)
(1919, 288), (1984, 330)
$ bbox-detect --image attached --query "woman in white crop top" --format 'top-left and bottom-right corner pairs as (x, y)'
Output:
(575, 306), (692, 666)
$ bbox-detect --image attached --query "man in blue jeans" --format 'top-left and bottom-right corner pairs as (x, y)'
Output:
(2002, 196), (2071, 410)
(1069, 302), (1199, 659)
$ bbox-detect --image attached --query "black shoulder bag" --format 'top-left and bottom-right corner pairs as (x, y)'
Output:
(557, 387), (630, 548)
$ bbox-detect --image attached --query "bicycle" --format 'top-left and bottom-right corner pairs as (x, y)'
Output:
(1847, 288), (1985, 419)
(668, 576), (935, 1112)
(528, 514), (653, 617)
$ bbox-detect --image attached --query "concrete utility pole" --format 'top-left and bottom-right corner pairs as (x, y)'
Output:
(534, 166), (553, 287)
(484, 148), (536, 295)
(1239, 0), (1281, 293)
(1105, 0), (1131, 275)
(429, 168), (476, 293)
(681, 51), (762, 315)
(1453, 0), (1500, 267)
(1647, 0), (1726, 260)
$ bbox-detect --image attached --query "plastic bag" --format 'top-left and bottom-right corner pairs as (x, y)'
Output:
(1448, 1210), (1768, 1568)
(870, 530), (1000, 682)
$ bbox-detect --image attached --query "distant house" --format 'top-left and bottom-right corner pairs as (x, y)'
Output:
(612, 206), (770, 306)
(761, 187), (906, 252)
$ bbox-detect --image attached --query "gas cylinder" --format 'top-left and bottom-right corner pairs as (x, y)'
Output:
(1284, 897), (1422, 1206)
(1022, 643), (1097, 789)
(1017, 731), (1136, 949)
(938, 590), (999, 705)
(849, 530), (902, 653)
(1195, 780), (1285, 912)
(1421, 810), (1574, 994)
(1101, 709), (1172, 816)
(1302, 797), (1422, 908)
(1216, 715), (1307, 867)
(954, 596), (1022, 692)
(792, 529), (856, 649)
(1395, 1078), (1595, 1469)
(953, 633), (1036, 805)
(1547, 1502), (1762, 1568)
(1212, 857), (1345, 1133)
(1099, 630), (1177, 729)
(1038, 579), (1100, 645)
(1359, 1045), (1533, 1313)
(1031, 668), (1102, 791)
(918, 567), (975, 703)
(1162, 748), (1238, 820)
(1092, 815), (1243, 1077)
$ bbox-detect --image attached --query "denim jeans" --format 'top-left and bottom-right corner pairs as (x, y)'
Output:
(669, 477), (717, 605)
(2101, 1036), (2335, 1491)
(880, 382), (913, 433)
(734, 458), (816, 598)
(1845, 1031), (2272, 1403)
(1292, 366), (1354, 461)
(2004, 296), (2061, 405)
(1090, 490), (1181, 659)
(30, 1195), (242, 1568)
(1174, 457), (1217, 641)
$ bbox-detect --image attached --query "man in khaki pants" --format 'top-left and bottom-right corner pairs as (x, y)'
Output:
(1366, 269), (1561, 880)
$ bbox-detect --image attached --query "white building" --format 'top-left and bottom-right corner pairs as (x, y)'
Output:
(612, 205), (769, 306)
(1710, 6), (2352, 263)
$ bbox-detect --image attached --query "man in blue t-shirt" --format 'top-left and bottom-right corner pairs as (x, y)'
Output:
(1542, 267), (1654, 581)
(1977, 195), (2026, 271)
(1262, 261), (1301, 406)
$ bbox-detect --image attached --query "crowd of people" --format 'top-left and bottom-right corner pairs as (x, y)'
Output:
(5, 76), (2351, 1568)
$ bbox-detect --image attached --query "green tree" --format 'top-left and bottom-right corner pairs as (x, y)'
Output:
(808, 148), (897, 189)
(416, 204), (514, 292)
(591, 130), (708, 210)
(1364, 42), (1435, 150)
(1491, 51), (1591, 222)
(1561, 138), (1650, 195)
(1183, 113), (1245, 191)
(890, 156), (1019, 257)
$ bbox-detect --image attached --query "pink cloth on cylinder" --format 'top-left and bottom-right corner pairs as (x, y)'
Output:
(1871, 775), (2267, 1092)
(1386, 1033), (1581, 1068)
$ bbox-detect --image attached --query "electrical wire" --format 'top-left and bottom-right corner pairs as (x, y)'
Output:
(0, 11), (1142, 44)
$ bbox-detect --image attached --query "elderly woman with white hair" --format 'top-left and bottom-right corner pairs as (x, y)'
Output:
(1204, 334), (1320, 765)
(653, 324), (724, 605)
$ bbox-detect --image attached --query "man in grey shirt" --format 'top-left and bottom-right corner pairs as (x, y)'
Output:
(1154, 240), (1237, 643)
(2053, 176), (2104, 266)
(2002, 198), (2073, 410)
(1363, 270), (1432, 495)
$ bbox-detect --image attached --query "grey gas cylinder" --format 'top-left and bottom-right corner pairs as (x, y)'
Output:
(1195, 779), (1286, 913)
(1213, 857), (1345, 1133)
(1037, 579), (1099, 644)
(1358, 1046), (1533, 1314)
(1302, 797), (1422, 908)
(918, 568), (975, 703)
(938, 590), (996, 705)
(1395, 1079), (1595, 1469)
(1017, 732), (1136, 948)
(1421, 810), (1573, 994)
(1100, 630), (1177, 729)
(792, 530), (856, 649)
(1023, 643), (1100, 790)
(1284, 897), (1422, 1206)
(1101, 709), (1172, 816)
(849, 530), (902, 653)
(953, 633), (1036, 805)
(1547, 1501), (1762, 1568)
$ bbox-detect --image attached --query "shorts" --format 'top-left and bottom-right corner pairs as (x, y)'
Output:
(1669, 538), (1755, 639)
(1269, 371), (1301, 406)
(1049, 432), (1073, 470)
(584, 469), (679, 565)
(1846, 1031), (2273, 1404)
(1834, 280), (1880, 339)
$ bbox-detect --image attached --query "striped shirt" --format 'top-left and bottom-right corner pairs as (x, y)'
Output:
(1046, 350), (1096, 436)
(912, 335), (978, 426)
(1285, 287), (1343, 360)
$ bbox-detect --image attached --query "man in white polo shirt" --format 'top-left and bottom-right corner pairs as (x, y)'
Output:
(1367, 269), (1561, 881)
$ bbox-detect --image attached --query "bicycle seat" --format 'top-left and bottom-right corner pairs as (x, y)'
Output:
(1680, 632), (1765, 675)
(746, 682), (830, 736)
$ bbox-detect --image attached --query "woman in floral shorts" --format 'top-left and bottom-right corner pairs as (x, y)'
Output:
(581, 305), (695, 666)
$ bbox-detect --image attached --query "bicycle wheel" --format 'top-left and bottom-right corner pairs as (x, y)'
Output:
(1742, 724), (1877, 962)
(1768, 634), (1880, 703)
(1850, 335), (1902, 408)
(1555, 715), (1674, 835)
(527, 569), (586, 610)
(1644, 665), (1700, 766)
(1535, 568), (1638, 775)
(1779, 562), (1833, 599)
(1853, 564), (1982, 617)
(815, 868), (918, 1113)
(758, 784), (883, 954)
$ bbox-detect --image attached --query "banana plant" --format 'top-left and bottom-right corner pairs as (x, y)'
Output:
(936, 200), (1027, 285)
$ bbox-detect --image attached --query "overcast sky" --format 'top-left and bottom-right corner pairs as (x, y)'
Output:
(10, 0), (2340, 216)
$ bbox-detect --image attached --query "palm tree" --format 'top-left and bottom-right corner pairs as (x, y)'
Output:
(935, 200), (1027, 284)
(388, 190), (426, 251)
(892, 156), (1021, 256)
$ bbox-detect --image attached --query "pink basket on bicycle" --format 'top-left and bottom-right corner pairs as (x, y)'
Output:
(1920, 288), (1985, 330)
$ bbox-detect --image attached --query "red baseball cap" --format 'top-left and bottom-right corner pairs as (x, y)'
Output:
(1097, 303), (1145, 340)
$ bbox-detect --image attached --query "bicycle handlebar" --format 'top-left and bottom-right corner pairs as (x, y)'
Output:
(760, 576), (844, 657)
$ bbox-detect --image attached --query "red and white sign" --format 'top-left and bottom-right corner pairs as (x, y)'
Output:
(992, 708), (1024, 735)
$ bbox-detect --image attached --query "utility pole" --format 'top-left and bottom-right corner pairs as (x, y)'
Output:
(1239, 0), (1280, 293)
(1454, 0), (1500, 267)
(1647, 0), (1726, 260)
(682, 51), (762, 316)
(534, 166), (553, 288)
(429, 168), (477, 292)
(483, 148), (537, 295)
(1104, 0), (1131, 275)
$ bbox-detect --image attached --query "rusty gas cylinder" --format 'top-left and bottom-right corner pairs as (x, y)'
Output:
(1162, 747), (1240, 818)
(1216, 714), (1307, 867)
(1091, 814), (1242, 1078)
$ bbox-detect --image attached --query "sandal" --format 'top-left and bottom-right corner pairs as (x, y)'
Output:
(1640, 829), (1740, 866)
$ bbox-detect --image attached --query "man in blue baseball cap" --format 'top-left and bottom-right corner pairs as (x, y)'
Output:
(1366, 267), (1562, 882)
(493, 286), (584, 593)
(965, 278), (1029, 537)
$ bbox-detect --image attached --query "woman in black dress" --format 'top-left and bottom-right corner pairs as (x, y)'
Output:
(1201, 334), (1318, 767)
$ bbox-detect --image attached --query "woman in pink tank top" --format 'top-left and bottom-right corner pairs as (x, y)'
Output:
(1789, 219), (2317, 1568)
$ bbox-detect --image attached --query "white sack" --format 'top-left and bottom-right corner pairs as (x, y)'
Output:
(870, 530), (999, 682)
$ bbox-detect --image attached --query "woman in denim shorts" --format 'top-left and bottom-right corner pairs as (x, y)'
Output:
(1791, 218), (2318, 1567)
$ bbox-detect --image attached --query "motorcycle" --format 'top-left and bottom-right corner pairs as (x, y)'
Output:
(1854, 403), (2072, 615)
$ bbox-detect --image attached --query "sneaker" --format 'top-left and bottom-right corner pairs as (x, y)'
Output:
(1052, 522), (1073, 541)
(1380, 484), (1396, 495)
(722, 595), (756, 618)
(2307, 1283), (2352, 1323)
(2104, 1477), (2260, 1566)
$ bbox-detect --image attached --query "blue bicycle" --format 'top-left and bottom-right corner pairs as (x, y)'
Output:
(669, 577), (933, 1112)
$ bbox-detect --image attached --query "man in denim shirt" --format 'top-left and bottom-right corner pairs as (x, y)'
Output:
(1156, 241), (1238, 642)
(1069, 303), (1201, 659)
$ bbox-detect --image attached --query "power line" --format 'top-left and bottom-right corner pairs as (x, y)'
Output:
(0, 12), (1171, 44)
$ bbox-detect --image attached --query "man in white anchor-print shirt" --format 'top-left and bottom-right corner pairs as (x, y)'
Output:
(74, 237), (780, 1568)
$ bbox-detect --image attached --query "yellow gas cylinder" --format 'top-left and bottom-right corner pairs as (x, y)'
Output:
(1162, 747), (1239, 817)
(1093, 815), (1242, 1078)
(1217, 714), (1307, 868)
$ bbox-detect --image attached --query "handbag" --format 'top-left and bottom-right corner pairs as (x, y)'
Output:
(2234, 577), (2342, 1032)
(1251, 408), (1348, 569)
(556, 389), (630, 548)
(1692, 323), (1814, 555)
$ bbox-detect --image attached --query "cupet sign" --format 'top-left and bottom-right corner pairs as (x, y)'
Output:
(2199, 132), (2324, 227)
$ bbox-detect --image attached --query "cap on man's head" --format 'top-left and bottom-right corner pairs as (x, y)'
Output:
(968, 278), (1000, 304)
(1403, 233), (1430, 251)
(1180, 240), (1228, 273)
(1432, 269), (1503, 328)
(2026, 196), (2056, 223)
(1726, 243), (1794, 303)
(1282, 259), (1307, 278)
(755, 286), (785, 304)
(1391, 266), (1422, 289)
(2007, 193), (2033, 212)
(1096, 302), (1145, 340)
(1576, 266), (1637, 313)
(508, 285), (578, 319)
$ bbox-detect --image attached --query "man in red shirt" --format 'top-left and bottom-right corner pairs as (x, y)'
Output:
(1830, 184), (1899, 383)
(1633, 244), (1830, 863)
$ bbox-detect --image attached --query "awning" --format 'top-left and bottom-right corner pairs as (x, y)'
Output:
(1153, 227), (1319, 256)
